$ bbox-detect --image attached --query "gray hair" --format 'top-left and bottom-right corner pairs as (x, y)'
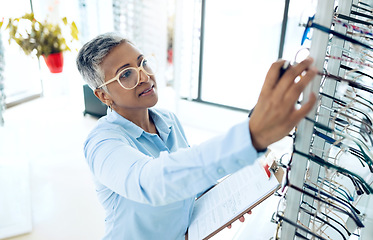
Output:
(76, 32), (128, 91)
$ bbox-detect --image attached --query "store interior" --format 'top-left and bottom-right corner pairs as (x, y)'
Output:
(1, 0), (373, 239)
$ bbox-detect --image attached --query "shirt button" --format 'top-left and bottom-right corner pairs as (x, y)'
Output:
(217, 168), (225, 175)
(238, 159), (246, 166)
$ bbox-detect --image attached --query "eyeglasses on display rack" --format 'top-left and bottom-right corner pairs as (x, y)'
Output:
(317, 92), (373, 148)
(335, 13), (373, 27)
(299, 205), (348, 240)
(271, 198), (329, 240)
(340, 171), (369, 195)
(332, 118), (373, 148)
(332, 18), (373, 38)
(357, 1), (373, 8)
(326, 55), (373, 69)
(318, 104), (373, 137)
(285, 150), (363, 214)
(301, 15), (373, 51)
(293, 145), (373, 196)
(276, 134), (367, 228)
(350, 9), (373, 21)
(280, 151), (365, 228)
(340, 64), (373, 81)
(303, 182), (361, 215)
(313, 129), (371, 170)
(320, 92), (373, 127)
(305, 117), (373, 169)
(316, 176), (354, 201)
(306, 179), (358, 211)
(352, 3), (373, 13)
(319, 71), (373, 95)
(327, 44), (373, 65)
(97, 55), (157, 90)
(301, 200), (360, 237)
(344, 89), (373, 112)
(317, 106), (373, 152)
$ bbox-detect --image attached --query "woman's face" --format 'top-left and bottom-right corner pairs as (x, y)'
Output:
(99, 42), (158, 115)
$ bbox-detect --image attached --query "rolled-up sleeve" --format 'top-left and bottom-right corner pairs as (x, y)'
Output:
(85, 118), (263, 206)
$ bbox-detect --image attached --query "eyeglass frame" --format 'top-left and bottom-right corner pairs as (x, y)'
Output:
(271, 197), (328, 240)
(316, 176), (354, 202)
(313, 128), (370, 170)
(281, 158), (365, 228)
(299, 205), (348, 240)
(97, 56), (155, 90)
(301, 15), (373, 51)
(278, 129), (367, 227)
(301, 200), (360, 238)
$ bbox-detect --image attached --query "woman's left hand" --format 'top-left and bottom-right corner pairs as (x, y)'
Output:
(227, 210), (252, 229)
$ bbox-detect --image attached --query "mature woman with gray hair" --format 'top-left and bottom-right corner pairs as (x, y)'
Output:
(76, 32), (317, 240)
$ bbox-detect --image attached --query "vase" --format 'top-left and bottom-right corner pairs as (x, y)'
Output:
(43, 52), (64, 73)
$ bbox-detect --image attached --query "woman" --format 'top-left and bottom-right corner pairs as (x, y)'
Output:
(76, 32), (317, 240)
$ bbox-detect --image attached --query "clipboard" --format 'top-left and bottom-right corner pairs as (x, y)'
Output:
(186, 160), (283, 240)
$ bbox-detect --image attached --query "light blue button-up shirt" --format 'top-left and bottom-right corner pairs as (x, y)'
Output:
(84, 108), (262, 240)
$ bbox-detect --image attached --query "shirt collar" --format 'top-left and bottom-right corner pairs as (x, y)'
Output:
(105, 108), (172, 140)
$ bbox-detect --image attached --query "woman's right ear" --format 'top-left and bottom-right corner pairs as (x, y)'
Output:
(94, 89), (111, 106)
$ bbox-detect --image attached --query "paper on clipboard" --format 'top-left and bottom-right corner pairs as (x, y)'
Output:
(187, 159), (281, 240)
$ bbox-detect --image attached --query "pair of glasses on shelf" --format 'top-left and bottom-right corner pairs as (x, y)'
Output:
(289, 150), (366, 227)
(271, 197), (331, 240)
(319, 92), (373, 126)
(279, 134), (366, 222)
(301, 15), (373, 51)
(301, 200), (360, 238)
(352, 3), (373, 15)
(319, 104), (373, 136)
(354, 1), (373, 9)
(326, 55), (373, 69)
(335, 12), (373, 27)
(280, 135), (371, 199)
(274, 160), (364, 240)
(299, 118), (373, 195)
(316, 103), (373, 149)
(319, 71), (373, 95)
(313, 128), (372, 172)
(340, 64), (373, 81)
(327, 43), (373, 65)
(332, 18), (373, 38)
(306, 117), (373, 169)
(316, 176), (354, 202)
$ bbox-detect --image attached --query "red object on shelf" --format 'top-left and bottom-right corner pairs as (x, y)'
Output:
(43, 52), (64, 73)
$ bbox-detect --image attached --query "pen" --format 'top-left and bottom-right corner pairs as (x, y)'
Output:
(249, 60), (291, 117)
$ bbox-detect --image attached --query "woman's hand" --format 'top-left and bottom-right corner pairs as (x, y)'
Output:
(249, 57), (317, 151)
(227, 210), (252, 229)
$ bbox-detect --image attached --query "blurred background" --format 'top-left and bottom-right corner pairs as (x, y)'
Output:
(0, 0), (311, 239)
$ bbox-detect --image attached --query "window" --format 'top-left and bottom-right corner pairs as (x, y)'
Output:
(176, 0), (286, 111)
(0, 1), (42, 106)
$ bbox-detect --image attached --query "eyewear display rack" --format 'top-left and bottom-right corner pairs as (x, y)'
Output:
(280, 0), (373, 239)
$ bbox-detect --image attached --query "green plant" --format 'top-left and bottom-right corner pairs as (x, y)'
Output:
(0, 13), (79, 58)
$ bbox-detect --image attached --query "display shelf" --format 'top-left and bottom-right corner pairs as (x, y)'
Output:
(279, 0), (373, 239)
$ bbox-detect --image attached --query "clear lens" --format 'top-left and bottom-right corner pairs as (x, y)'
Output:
(116, 55), (157, 89)
(142, 55), (157, 75)
(119, 68), (138, 89)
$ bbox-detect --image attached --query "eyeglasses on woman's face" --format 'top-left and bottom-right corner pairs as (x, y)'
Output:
(98, 55), (157, 90)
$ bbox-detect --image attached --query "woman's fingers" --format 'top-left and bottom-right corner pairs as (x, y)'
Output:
(271, 57), (314, 102)
(283, 65), (317, 104)
(227, 212), (251, 229)
(249, 57), (317, 150)
(290, 92), (317, 124)
(261, 60), (288, 94)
